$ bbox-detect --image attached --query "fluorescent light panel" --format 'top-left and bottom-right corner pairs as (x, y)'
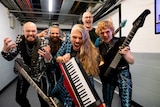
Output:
(48, 0), (53, 12)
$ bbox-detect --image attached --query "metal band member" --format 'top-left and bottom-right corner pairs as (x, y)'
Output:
(95, 20), (134, 107)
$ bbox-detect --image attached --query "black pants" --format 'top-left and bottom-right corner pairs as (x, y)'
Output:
(15, 74), (49, 107)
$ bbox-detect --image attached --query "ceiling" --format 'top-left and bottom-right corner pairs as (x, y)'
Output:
(0, 0), (122, 29)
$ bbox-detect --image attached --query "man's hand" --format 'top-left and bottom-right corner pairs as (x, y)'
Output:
(62, 53), (71, 63)
(119, 46), (130, 55)
(56, 53), (71, 63)
(3, 38), (17, 52)
(38, 45), (52, 61)
(37, 29), (48, 37)
(60, 32), (66, 42)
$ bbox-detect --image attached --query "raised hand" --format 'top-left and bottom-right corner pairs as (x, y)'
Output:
(3, 38), (17, 52)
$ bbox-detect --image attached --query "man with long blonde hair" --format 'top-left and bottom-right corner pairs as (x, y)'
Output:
(57, 24), (100, 77)
(50, 24), (103, 107)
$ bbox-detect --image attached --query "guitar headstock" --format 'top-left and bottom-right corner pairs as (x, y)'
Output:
(120, 19), (127, 28)
(133, 9), (150, 28)
(114, 19), (127, 34)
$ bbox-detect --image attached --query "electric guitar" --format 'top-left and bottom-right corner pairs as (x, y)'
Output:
(114, 19), (127, 34)
(14, 58), (58, 107)
(104, 9), (151, 77)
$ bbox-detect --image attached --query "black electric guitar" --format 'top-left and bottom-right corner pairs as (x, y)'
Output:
(104, 9), (151, 77)
(14, 58), (58, 107)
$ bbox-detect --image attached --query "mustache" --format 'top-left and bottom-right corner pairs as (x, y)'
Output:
(26, 35), (35, 38)
(50, 36), (60, 40)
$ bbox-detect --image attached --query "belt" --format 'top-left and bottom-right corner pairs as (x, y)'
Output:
(117, 66), (128, 70)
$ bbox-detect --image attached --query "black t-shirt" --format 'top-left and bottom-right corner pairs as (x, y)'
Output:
(89, 28), (99, 44)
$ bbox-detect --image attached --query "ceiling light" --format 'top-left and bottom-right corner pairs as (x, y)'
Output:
(48, 0), (53, 12)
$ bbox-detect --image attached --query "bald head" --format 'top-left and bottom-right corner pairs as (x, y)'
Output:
(82, 11), (93, 30)
(23, 22), (37, 31)
(82, 11), (92, 18)
(23, 22), (38, 43)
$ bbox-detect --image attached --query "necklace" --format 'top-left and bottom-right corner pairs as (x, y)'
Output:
(26, 43), (35, 57)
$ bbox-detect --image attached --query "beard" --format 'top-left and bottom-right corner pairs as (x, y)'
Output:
(26, 38), (36, 44)
(50, 39), (61, 55)
(50, 36), (60, 43)
(25, 35), (37, 44)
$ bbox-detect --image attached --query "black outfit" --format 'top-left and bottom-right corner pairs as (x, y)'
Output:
(89, 28), (99, 44)
(1, 35), (49, 107)
(98, 37), (132, 107)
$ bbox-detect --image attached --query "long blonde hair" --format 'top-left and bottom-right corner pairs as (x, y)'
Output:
(71, 24), (100, 76)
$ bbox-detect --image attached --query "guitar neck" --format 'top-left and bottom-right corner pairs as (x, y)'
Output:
(121, 27), (137, 47)
(114, 27), (120, 35)
(15, 61), (57, 107)
(108, 27), (138, 68)
(104, 27), (137, 77)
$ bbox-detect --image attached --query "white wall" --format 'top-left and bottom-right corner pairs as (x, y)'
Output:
(120, 1), (160, 107)
(121, 0), (160, 53)
(0, 2), (21, 90)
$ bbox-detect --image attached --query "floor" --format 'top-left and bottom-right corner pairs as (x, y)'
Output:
(0, 77), (137, 107)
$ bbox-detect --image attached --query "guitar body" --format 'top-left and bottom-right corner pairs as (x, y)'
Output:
(99, 53), (119, 83)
